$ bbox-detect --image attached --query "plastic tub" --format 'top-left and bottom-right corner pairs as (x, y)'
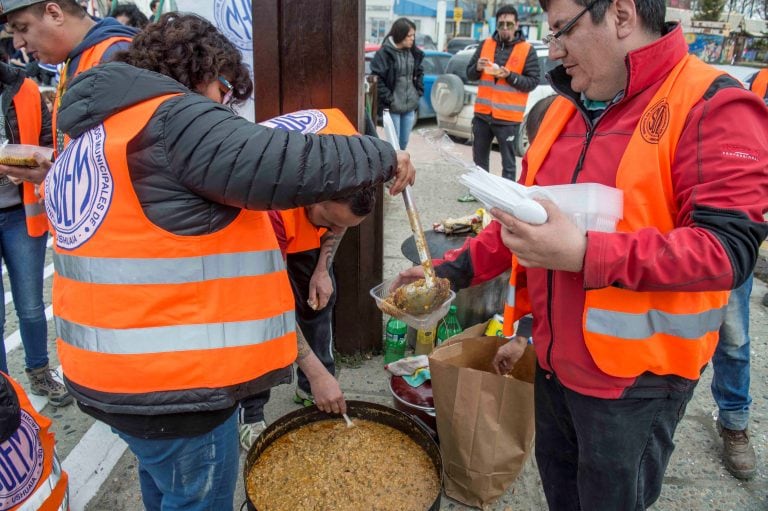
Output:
(370, 277), (456, 330)
(0, 144), (54, 166)
(531, 183), (623, 233)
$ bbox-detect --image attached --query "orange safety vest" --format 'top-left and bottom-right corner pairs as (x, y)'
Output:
(279, 208), (326, 254)
(474, 38), (531, 122)
(0, 373), (69, 511)
(503, 55), (730, 380)
(750, 68), (768, 100)
(52, 36), (133, 155)
(11, 78), (48, 237)
(44, 94), (296, 407)
(260, 108), (359, 255)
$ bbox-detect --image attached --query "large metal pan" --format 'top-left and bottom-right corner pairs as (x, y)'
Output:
(243, 400), (443, 511)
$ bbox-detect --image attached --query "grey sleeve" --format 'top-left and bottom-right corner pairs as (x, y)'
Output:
(505, 45), (539, 92)
(161, 95), (398, 210)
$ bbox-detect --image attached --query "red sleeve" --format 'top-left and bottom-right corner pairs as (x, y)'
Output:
(435, 220), (513, 289)
(584, 88), (768, 291)
(267, 210), (288, 259)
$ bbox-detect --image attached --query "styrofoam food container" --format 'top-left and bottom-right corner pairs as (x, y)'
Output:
(370, 276), (455, 330)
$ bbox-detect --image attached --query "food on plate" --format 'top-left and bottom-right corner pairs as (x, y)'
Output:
(246, 418), (439, 511)
(0, 156), (38, 167)
(382, 276), (451, 316)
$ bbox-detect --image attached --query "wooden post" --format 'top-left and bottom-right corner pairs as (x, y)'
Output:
(251, 0), (383, 354)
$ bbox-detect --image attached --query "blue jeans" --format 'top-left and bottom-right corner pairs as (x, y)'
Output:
(0, 206), (48, 374)
(390, 110), (416, 150)
(711, 274), (752, 431)
(114, 411), (239, 511)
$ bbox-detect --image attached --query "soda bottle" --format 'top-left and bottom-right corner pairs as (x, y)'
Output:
(384, 316), (408, 364)
(414, 326), (436, 355)
(436, 305), (463, 345)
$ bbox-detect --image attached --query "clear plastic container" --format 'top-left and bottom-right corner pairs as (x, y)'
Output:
(531, 183), (623, 233)
(0, 144), (53, 166)
(370, 277), (456, 330)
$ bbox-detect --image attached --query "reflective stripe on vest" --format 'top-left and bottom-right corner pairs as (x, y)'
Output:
(750, 68), (768, 100)
(1, 373), (69, 511)
(12, 79), (48, 237)
(52, 36), (133, 155)
(505, 55), (729, 379)
(474, 38), (531, 122)
(46, 94), (297, 399)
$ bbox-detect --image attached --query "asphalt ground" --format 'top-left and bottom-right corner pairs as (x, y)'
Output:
(3, 119), (765, 510)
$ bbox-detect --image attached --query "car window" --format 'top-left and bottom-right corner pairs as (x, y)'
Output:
(538, 56), (560, 85)
(445, 51), (476, 84)
(422, 55), (452, 75)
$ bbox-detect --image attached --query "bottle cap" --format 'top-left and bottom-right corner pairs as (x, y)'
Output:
(449, 305), (457, 312)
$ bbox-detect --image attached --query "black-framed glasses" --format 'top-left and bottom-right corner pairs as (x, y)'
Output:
(497, 21), (516, 29)
(218, 76), (234, 106)
(543, 0), (599, 51)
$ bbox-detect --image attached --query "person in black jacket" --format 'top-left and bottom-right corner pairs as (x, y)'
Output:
(3, 13), (415, 510)
(370, 17), (424, 149)
(463, 5), (540, 189)
(0, 61), (71, 408)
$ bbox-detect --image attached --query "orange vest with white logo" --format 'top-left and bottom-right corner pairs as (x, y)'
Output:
(474, 38), (531, 122)
(11, 78), (49, 237)
(44, 94), (296, 409)
(503, 55), (730, 380)
(260, 108), (359, 254)
(53, 36), (133, 155)
(0, 373), (69, 511)
(751, 68), (768, 100)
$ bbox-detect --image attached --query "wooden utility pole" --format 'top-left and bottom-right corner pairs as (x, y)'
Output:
(251, 0), (384, 355)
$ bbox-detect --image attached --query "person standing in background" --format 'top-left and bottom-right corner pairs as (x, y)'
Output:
(463, 4), (539, 193)
(109, 3), (148, 29)
(0, 59), (70, 407)
(371, 17), (424, 150)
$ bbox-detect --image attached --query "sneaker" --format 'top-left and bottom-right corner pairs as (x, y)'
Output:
(26, 365), (72, 407)
(718, 423), (757, 480)
(292, 388), (315, 407)
(238, 420), (266, 452)
(457, 193), (477, 203)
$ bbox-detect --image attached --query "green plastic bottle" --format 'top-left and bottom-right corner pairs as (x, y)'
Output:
(384, 316), (408, 364)
(436, 305), (463, 345)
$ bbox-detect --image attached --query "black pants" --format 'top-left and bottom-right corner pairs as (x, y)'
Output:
(471, 117), (519, 180)
(240, 248), (336, 423)
(534, 365), (695, 510)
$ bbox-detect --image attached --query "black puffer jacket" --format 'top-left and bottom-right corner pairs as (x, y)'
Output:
(0, 373), (21, 443)
(57, 62), (398, 236)
(371, 41), (425, 116)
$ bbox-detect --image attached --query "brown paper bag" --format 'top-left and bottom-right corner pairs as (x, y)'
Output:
(429, 334), (535, 508)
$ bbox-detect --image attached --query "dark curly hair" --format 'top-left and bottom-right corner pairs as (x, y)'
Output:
(114, 13), (253, 104)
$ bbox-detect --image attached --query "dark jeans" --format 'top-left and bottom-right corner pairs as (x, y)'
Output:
(534, 365), (695, 510)
(241, 248), (336, 423)
(471, 117), (519, 180)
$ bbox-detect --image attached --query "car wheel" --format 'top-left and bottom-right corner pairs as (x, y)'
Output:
(513, 117), (530, 157)
(431, 74), (465, 117)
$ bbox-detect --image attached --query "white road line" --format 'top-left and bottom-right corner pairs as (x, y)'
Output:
(62, 421), (127, 511)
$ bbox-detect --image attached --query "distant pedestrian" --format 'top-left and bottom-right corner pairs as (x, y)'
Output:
(463, 4), (539, 189)
(371, 17), (424, 150)
(110, 3), (149, 29)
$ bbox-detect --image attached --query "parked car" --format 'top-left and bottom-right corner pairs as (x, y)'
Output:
(431, 42), (560, 156)
(416, 34), (437, 50)
(712, 64), (759, 87)
(365, 49), (453, 121)
(445, 36), (479, 54)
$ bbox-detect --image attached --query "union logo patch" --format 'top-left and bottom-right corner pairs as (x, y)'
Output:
(639, 99), (670, 144)
(260, 110), (329, 134)
(214, 0), (253, 51)
(45, 124), (113, 251)
(0, 410), (44, 510)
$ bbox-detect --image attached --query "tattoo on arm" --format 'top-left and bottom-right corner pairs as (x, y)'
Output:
(296, 325), (312, 360)
(318, 228), (346, 272)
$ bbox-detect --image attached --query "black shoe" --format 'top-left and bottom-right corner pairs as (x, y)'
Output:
(718, 423), (757, 480)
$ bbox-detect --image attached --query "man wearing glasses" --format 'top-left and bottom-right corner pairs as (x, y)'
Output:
(486, 0), (767, 508)
(462, 4), (539, 195)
